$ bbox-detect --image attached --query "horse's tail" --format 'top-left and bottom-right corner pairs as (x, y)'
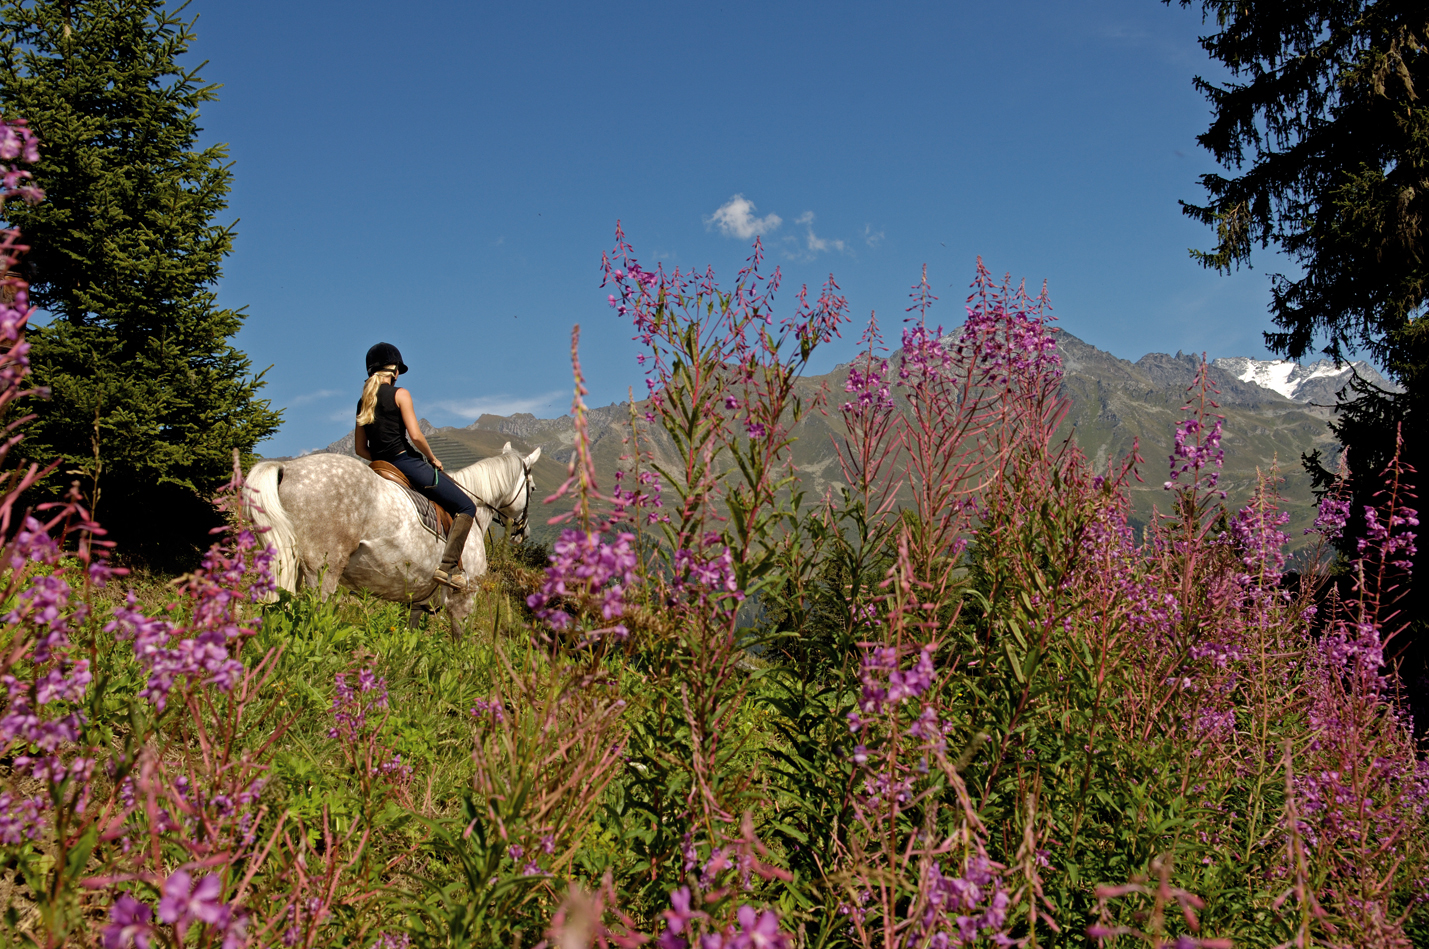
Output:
(243, 461), (299, 600)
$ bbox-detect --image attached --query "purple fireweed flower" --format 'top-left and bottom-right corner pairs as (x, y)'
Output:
(1192, 708), (1237, 741)
(699, 847), (729, 889)
(954, 296), (1062, 383)
(856, 644), (936, 719)
(158, 871), (228, 937)
(1360, 503), (1418, 569)
(372, 933), (411, 949)
(1308, 493), (1352, 539)
(672, 537), (744, 611)
(34, 661), (91, 704)
(527, 529), (639, 632)
(905, 705), (946, 749)
(783, 276), (848, 348)
(681, 830), (699, 873)
(662, 887), (704, 937)
(911, 855), (1015, 947)
(356, 666), (382, 695)
(471, 698), (506, 723)
(657, 928), (688, 947)
(836, 889), (872, 924)
(608, 468), (663, 523)
(711, 905), (791, 949)
(221, 912), (249, 949)
(1227, 497), (1291, 587)
(1164, 416), (1225, 491)
(8, 571), (73, 661)
(0, 792), (43, 844)
(375, 753), (412, 780)
(103, 894), (154, 949)
(897, 323), (953, 385)
(7, 515), (60, 569)
(328, 667), (388, 743)
(0, 119), (39, 163)
(612, 469), (668, 526)
(103, 526), (264, 711)
(1321, 619), (1386, 675)
(842, 358), (894, 416)
(856, 771), (915, 810)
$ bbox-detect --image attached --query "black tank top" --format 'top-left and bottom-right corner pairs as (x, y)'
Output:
(360, 383), (413, 461)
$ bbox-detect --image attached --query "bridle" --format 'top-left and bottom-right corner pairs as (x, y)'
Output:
(500, 459), (534, 539)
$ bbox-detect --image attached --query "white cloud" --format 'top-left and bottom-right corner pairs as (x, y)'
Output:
(290, 388), (342, 406)
(706, 194), (782, 239)
(431, 390), (568, 421)
(782, 212), (847, 260)
(322, 391), (568, 426)
(863, 224), (885, 248)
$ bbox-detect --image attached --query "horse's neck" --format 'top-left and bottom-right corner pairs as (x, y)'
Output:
(453, 455), (516, 509)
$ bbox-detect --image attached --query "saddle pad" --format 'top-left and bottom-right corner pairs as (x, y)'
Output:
(369, 460), (452, 539)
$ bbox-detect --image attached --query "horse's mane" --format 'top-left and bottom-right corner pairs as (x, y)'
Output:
(450, 450), (526, 509)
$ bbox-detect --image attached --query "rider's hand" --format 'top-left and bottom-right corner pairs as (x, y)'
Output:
(432, 458), (443, 470)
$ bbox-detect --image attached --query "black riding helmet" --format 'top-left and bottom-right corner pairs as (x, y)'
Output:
(365, 342), (409, 376)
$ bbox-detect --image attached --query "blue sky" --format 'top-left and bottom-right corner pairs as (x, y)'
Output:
(188, 0), (1300, 457)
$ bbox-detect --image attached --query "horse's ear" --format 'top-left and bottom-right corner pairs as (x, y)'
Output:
(526, 446), (542, 465)
(502, 441), (512, 452)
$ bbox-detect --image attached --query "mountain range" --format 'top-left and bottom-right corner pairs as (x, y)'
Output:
(308, 332), (1395, 551)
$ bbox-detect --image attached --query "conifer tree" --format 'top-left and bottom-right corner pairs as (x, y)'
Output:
(1168, 0), (1428, 727)
(0, 0), (280, 566)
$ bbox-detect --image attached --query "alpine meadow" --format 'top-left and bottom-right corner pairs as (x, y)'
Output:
(1, 2), (1428, 949)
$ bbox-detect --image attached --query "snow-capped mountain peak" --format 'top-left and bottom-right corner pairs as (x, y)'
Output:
(1208, 356), (1398, 403)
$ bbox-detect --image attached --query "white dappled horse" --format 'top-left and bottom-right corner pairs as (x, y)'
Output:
(243, 443), (539, 627)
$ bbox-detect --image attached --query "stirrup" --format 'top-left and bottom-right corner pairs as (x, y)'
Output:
(433, 566), (469, 592)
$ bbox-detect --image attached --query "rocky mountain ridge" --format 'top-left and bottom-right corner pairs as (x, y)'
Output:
(311, 330), (1376, 547)
(1208, 355), (1397, 404)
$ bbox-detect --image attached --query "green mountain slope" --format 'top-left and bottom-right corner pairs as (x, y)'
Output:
(315, 331), (1342, 550)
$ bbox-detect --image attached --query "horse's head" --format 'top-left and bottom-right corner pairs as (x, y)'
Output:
(497, 442), (540, 543)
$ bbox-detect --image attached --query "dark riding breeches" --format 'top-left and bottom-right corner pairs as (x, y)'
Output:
(388, 452), (478, 518)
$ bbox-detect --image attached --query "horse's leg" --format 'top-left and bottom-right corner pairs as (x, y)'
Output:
(445, 589), (479, 640)
(299, 549), (354, 599)
(319, 550), (353, 598)
(297, 559), (322, 594)
(407, 604), (426, 630)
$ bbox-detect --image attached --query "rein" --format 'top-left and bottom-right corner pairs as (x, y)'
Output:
(447, 457), (532, 537)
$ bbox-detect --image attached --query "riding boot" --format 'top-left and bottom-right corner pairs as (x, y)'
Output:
(432, 513), (475, 592)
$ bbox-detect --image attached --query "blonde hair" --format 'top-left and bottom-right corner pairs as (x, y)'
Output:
(356, 365), (399, 426)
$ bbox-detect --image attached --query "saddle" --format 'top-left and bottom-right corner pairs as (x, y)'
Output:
(370, 460), (454, 538)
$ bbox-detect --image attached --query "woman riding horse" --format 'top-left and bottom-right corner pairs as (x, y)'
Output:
(354, 342), (477, 591)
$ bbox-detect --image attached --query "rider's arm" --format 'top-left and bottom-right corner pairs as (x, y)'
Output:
(354, 424), (372, 460)
(394, 387), (443, 470)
